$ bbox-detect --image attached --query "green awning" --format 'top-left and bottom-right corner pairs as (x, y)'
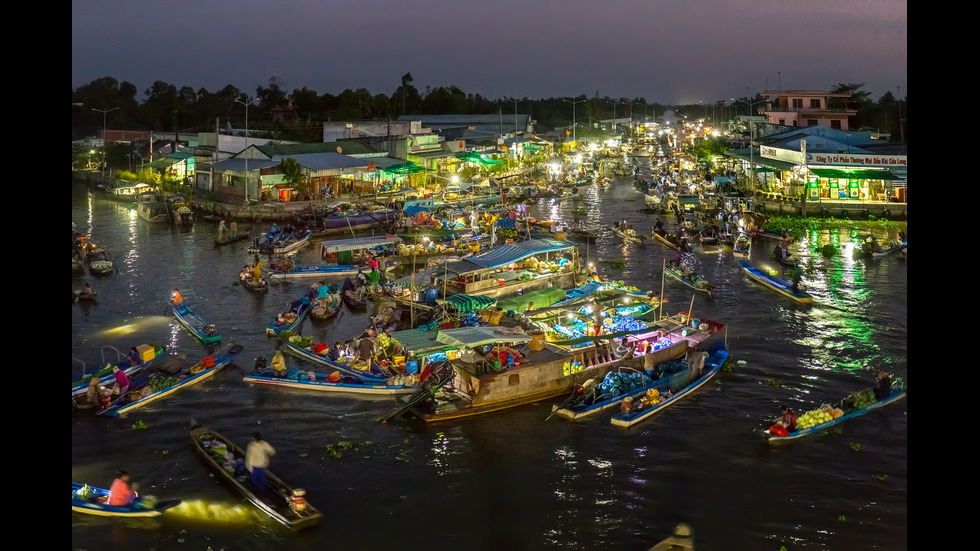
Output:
(455, 152), (504, 165)
(496, 287), (568, 313)
(441, 294), (497, 312)
(809, 168), (897, 180)
(435, 327), (532, 348)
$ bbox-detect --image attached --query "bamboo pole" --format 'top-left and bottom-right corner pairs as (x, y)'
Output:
(659, 258), (666, 320)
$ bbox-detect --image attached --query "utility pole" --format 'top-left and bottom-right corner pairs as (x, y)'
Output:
(91, 106), (119, 179)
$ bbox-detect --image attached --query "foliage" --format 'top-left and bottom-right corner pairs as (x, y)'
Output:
(132, 420), (148, 430)
(279, 157), (309, 195)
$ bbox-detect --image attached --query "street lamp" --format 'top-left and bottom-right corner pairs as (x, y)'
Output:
(563, 98), (586, 143)
(732, 97), (768, 191)
(236, 96), (259, 204)
(91, 106), (119, 178)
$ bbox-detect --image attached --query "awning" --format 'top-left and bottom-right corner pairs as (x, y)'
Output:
(809, 168), (898, 180)
(456, 151), (505, 165)
(435, 326), (531, 348)
(441, 294), (497, 312)
(496, 287), (567, 312)
(468, 239), (577, 269)
(319, 235), (401, 254)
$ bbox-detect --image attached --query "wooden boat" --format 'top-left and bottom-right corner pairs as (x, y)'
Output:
(309, 292), (342, 321)
(239, 273), (269, 293)
(73, 289), (99, 302)
(214, 232), (250, 247)
(266, 288), (315, 336)
(99, 344), (242, 417)
(381, 313), (724, 424)
(665, 264), (712, 295)
(737, 260), (813, 304)
(611, 226), (646, 244)
(172, 303), (222, 344)
(137, 193), (169, 223)
(652, 228), (691, 252)
(280, 339), (389, 382)
(272, 227), (313, 255)
(190, 422), (323, 530)
(244, 368), (418, 396)
(764, 387), (907, 443)
(550, 362), (684, 420)
(89, 259), (116, 276)
(167, 195), (194, 226)
(72, 482), (181, 518)
(610, 347), (729, 427)
(71, 344), (164, 396)
(342, 289), (368, 312)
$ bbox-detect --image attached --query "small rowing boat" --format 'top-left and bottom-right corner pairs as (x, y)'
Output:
(665, 264), (712, 295)
(172, 303), (222, 344)
(610, 347), (729, 427)
(266, 288), (315, 336)
(190, 421), (323, 530)
(737, 260), (813, 304)
(763, 386), (907, 443)
(72, 482), (181, 518)
(611, 226), (646, 243)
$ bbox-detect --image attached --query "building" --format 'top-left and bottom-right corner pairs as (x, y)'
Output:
(761, 90), (856, 130)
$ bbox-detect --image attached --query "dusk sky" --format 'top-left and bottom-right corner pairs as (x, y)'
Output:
(72, 0), (907, 105)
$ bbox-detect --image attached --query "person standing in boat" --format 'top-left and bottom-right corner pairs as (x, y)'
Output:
(217, 220), (227, 241)
(127, 346), (144, 367)
(245, 433), (276, 492)
(591, 301), (604, 337)
(112, 365), (130, 400)
(874, 370), (892, 400)
(171, 288), (183, 306)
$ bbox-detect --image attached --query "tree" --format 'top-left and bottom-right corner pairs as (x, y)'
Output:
(278, 157), (309, 196)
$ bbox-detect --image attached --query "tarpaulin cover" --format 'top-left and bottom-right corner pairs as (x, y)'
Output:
(496, 287), (567, 312)
(435, 326), (531, 348)
(442, 294), (497, 312)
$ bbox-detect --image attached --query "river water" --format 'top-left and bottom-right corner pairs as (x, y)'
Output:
(71, 170), (907, 550)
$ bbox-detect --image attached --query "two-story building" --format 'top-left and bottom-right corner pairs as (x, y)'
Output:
(762, 90), (856, 130)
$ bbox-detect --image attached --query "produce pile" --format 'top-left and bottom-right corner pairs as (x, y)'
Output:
(148, 375), (179, 393)
(842, 388), (878, 412)
(796, 404), (845, 430)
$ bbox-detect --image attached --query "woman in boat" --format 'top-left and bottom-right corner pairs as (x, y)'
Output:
(107, 472), (139, 507)
(245, 433), (275, 492)
(112, 366), (130, 400)
(776, 404), (798, 432)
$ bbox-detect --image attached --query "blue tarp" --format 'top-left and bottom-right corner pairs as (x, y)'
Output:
(468, 239), (577, 269)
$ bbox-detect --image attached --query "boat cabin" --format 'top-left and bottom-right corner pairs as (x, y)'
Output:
(319, 235), (402, 265)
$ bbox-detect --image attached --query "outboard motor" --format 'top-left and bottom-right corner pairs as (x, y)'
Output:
(254, 356), (267, 371)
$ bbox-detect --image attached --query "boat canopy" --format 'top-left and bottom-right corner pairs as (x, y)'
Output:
(435, 326), (531, 348)
(467, 239), (577, 269)
(496, 287), (567, 312)
(440, 294), (497, 312)
(319, 235), (401, 254)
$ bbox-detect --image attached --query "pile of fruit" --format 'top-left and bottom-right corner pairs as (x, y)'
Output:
(796, 404), (845, 430)
(288, 335), (313, 348)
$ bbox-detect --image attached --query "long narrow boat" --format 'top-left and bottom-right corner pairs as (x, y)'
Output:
(172, 303), (222, 344)
(763, 388), (907, 443)
(72, 482), (181, 518)
(272, 227), (313, 255)
(664, 264), (712, 295)
(550, 366), (670, 420)
(190, 422), (323, 530)
(244, 369), (419, 396)
(269, 263), (397, 280)
(280, 339), (388, 382)
(99, 345), (242, 417)
(266, 289), (314, 336)
(737, 260), (813, 304)
(610, 347), (729, 427)
(71, 344), (165, 396)
(611, 226), (646, 244)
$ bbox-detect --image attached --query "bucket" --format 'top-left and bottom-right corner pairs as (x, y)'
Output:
(488, 308), (504, 326)
(406, 360), (419, 374)
(528, 330), (546, 351)
(555, 231), (567, 240)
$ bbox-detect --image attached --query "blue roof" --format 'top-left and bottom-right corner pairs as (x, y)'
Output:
(468, 239), (577, 269)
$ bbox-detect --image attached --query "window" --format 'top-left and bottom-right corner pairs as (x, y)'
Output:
(807, 120), (818, 126)
(810, 99), (821, 108)
(792, 99), (803, 108)
(831, 120), (842, 129)
(779, 119), (786, 125)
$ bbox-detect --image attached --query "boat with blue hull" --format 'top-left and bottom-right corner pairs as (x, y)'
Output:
(737, 260), (813, 304)
(171, 303), (222, 344)
(244, 369), (418, 396)
(610, 347), (729, 428)
(72, 482), (181, 518)
(266, 287), (316, 336)
(71, 345), (165, 397)
(763, 387), (907, 443)
(280, 339), (389, 382)
(99, 345), (242, 417)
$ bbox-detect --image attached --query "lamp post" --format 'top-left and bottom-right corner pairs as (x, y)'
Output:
(236, 96), (258, 204)
(563, 98), (586, 143)
(91, 106), (119, 178)
(732, 97), (767, 191)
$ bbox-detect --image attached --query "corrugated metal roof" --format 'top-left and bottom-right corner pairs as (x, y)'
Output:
(468, 239), (577, 269)
(272, 152), (370, 172)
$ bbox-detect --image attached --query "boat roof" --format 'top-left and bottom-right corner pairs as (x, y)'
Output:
(467, 239), (577, 270)
(390, 326), (532, 355)
(319, 235), (401, 253)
